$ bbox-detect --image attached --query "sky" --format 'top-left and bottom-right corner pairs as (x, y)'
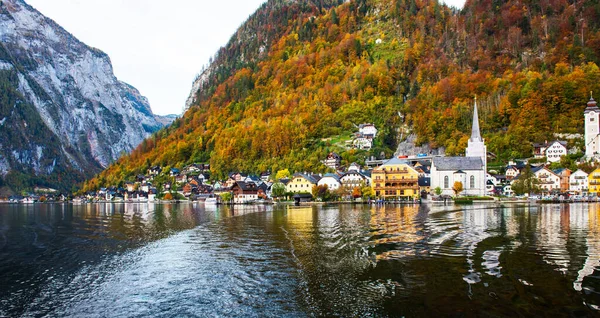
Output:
(27, 0), (466, 116)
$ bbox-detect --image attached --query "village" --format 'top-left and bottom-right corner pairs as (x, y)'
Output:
(7, 97), (600, 204)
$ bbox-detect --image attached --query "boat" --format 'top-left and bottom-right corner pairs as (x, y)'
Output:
(204, 197), (218, 205)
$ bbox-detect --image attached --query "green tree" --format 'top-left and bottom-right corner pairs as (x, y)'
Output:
(361, 183), (374, 200)
(271, 182), (286, 199)
(434, 187), (442, 196)
(220, 192), (233, 203)
(511, 165), (540, 196)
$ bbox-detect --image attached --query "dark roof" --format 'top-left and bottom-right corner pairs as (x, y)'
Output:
(418, 177), (431, 187)
(432, 157), (483, 171)
(585, 97), (599, 114)
(293, 193), (313, 199)
(234, 181), (258, 191)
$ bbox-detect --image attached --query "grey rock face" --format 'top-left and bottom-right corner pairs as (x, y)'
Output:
(0, 0), (162, 189)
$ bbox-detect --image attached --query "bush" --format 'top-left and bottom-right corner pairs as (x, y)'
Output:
(163, 193), (173, 200)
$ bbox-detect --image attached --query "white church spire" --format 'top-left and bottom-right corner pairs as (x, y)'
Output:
(466, 97), (487, 171)
(470, 96), (483, 142)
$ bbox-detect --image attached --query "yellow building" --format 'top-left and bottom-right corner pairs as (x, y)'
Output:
(286, 173), (319, 194)
(371, 158), (420, 199)
(588, 168), (600, 195)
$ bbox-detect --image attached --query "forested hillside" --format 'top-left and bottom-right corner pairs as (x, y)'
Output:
(83, 0), (600, 190)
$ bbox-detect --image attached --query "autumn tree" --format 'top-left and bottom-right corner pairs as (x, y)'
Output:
(452, 181), (463, 196)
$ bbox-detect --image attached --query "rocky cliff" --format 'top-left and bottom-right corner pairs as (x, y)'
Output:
(0, 0), (164, 191)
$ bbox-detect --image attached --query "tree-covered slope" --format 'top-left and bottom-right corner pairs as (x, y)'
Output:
(83, 0), (600, 190)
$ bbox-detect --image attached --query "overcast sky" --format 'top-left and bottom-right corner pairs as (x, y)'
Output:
(27, 0), (466, 116)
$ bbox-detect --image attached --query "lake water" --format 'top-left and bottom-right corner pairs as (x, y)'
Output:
(1, 202), (600, 317)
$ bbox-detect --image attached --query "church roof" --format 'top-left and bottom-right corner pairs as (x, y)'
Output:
(470, 97), (483, 142)
(433, 157), (484, 171)
(584, 96), (599, 114)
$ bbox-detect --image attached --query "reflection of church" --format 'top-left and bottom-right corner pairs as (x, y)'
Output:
(431, 99), (486, 196)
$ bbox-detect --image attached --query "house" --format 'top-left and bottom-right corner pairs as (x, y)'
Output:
(486, 180), (495, 195)
(544, 141), (568, 163)
(486, 174), (498, 186)
(286, 174), (320, 194)
(371, 158), (419, 199)
(353, 137), (373, 150)
(323, 152), (342, 170)
(170, 168), (180, 177)
(532, 167), (561, 194)
(125, 182), (135, 193)
(183, 183), (197, 197)
(413, 165), (429, 178)
(148, 166), (161, 176)
(340, 170), (370, 189)
(175, 174), (188, 184)
(318, 173), (342, 191)
(588, 168), (600, 195)
(505, 166), (520, 180)
(553, 168), (571, 193)
(358, 123), (378, 137)
(347, 162), (362, 172)
(503, 184), (514, 196)
(418, 177), (431, 196)
(231, 181), (259, 203)
(140, 183), (151, 193)
(569, 169), (589, 194)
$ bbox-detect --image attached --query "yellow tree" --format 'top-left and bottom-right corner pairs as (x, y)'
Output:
(452, 181), (463, 196)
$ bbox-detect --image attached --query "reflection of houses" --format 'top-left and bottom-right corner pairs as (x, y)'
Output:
(569, 169), (589, 194)
(323, 152), (341, 170)
(371, 158), (419, 199)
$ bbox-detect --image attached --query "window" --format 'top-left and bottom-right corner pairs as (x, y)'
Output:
(444, 176), (449, 188)
(470, 176), (475, 189)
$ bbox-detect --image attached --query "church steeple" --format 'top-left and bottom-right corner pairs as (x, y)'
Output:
(470, 96), (483, 142)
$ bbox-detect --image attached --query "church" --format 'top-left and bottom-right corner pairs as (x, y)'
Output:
(430, 99), (487, 196)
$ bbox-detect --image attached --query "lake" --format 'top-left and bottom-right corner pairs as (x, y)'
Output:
(1, 202), (599, 317)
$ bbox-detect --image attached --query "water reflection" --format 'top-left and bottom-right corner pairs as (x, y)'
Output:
(2, 203), (600, 316)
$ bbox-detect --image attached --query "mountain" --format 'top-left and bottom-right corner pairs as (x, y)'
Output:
(0, 0), (165, 192)
(83, 0), (600, 190)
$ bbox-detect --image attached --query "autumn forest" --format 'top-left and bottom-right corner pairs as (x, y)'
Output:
(83, 0), (600, 191)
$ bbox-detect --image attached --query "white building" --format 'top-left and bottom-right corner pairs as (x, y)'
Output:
(340, 170), (370, 188)
(318, 173), (342, 191)
(533, 167), (561, 194)
(545, 141), (568, 163)
(570, 169), (589, 194)
(585, 96), (600, 159)
(359, 124), (377, 137)
(430, 99), (487, 197)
